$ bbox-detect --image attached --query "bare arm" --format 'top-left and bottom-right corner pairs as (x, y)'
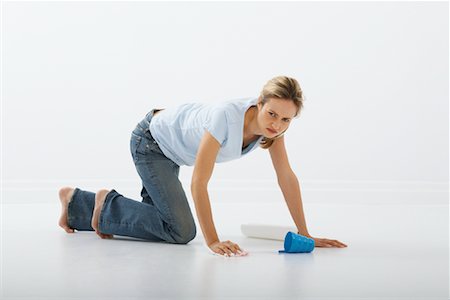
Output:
(278, 172), (310, 236)
(191, 131), (221, 246)
(191, 131), (245, 256)
(268, 135), (310, 236)
(269, 135), (347, 248)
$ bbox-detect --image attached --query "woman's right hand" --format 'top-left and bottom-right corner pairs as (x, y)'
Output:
(209, 240), (246, 257)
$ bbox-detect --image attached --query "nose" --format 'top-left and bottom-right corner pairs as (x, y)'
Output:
(272, 122), (281, 130)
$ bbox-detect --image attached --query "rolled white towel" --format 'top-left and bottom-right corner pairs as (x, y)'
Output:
(241, 223), (297, 241)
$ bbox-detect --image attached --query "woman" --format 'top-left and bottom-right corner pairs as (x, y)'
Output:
(58, 76), (347, 257)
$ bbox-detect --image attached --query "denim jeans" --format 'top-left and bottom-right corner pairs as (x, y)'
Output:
(67, 109), (197, 244)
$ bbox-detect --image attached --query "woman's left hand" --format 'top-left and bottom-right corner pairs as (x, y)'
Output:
(303, 233), (348, 248)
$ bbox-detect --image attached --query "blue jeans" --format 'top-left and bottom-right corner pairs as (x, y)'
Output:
(67, 109), (197, 244)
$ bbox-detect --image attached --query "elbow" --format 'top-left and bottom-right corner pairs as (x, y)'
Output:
(277, 171), (298, 186)
(190, 178), (208, 193)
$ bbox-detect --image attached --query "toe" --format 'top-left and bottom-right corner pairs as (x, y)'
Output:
(63, 225), (74, 233)
(95, 230), (106, 239)
(95, 230), (113, 239)
(102, 233), (113, 239)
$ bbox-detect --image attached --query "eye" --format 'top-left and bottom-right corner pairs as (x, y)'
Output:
(268, 112), (276, 117)
(283, 119), (291, 123)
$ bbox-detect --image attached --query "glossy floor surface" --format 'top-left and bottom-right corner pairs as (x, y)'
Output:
(1, 199), (449, 300)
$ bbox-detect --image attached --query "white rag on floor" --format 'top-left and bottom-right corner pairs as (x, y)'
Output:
(204, 243), (249, 258)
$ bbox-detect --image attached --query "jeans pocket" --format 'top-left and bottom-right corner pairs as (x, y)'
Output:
(137, 135), (162, 156)
(130, 133), (143, 161)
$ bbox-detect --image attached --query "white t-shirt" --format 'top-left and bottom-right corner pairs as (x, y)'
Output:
(149, 97), (264, 166)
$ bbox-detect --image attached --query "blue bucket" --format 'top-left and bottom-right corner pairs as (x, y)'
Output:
(279, 231), (315, 253)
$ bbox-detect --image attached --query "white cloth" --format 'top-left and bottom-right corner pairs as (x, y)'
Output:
(240, 223), (297, 241)
(204, 243), (249, 258)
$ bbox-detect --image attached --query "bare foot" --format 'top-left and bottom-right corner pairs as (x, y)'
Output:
(58, 187), (75, 233)
(92, 189), (113, 239)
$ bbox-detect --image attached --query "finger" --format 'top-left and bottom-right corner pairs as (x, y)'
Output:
(230, 245), (241, 255)
(218, 248), (226, 255)
(225, 241), (239, 249)
(321, 239), (338, 248)
(327, 240), (339, 247)
(331, 240), (346, 248)
(231, 243), (246, 254)
(219, 245), (232, 256)
(226, 245), (238, 256)
(329, 241), (340, 248)
(213, 246), (224, 255)
(237, 250), (248, 256)
(334, 241), (345, 247)
(224, 241), (238, 252)
(315, 240), (327, 247)
(318, 241), (332, 248)
(224, 245), (235, 256)
(324, 239), (346, 248)
(236, 245), (245, 253)
(216, 248), (225, 255)
(222, 242), (235, 252)
(230, 244), (241, 254)
(338, 241), (348, 247)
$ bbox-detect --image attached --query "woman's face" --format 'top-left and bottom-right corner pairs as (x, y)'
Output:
(257, 98), (298, 138)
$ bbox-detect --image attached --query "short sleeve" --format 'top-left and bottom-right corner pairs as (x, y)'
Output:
(203, 109), (228, 146)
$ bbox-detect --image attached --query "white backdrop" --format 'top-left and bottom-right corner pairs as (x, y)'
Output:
(2, 1), (448, 204)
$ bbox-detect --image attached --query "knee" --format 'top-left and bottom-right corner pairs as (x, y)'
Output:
(172, 222), (197, 244)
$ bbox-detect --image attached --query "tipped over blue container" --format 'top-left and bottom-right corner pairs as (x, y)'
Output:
(279, 231), (315, 253)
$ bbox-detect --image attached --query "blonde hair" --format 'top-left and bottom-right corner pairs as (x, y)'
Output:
(258, 76), (304, 149)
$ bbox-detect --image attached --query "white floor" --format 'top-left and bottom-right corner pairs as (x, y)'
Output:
(1, 196), (449, 300)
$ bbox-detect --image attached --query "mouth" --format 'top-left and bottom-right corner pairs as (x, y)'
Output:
(266, 128), (278, 134)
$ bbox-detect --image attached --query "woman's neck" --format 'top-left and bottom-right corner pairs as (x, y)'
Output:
(243, 106), (262, 138)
